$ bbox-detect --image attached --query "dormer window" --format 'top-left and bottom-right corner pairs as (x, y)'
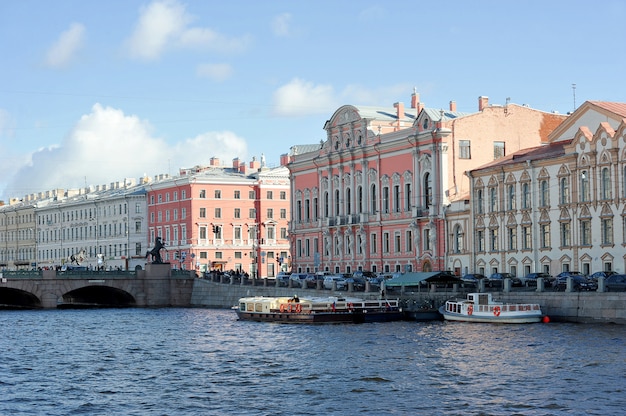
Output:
(422, 118), (429, 129)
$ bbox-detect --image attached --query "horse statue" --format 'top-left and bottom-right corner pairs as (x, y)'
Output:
(67, 249), (86, 266)
(145, 237), (165, 264)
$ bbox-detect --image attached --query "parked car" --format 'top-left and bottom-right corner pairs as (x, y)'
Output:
(276, 272), (292, 287)
(589, 271), (617, 283)
(305, 274), (325, 288)
(344, 277), (366, 291)
(605, 274), (626, 292)
(461, 273), (487, 287)
(289, 273), (309, 286)
(367, 276), (385, 291)
(488, 272), (522, 287)
(555, 271), (587, 279)
(323, 275), (347, 290)
(352, 271), (377, 280)
(553, 275), (597, 291)
(521, 272), (553, 288)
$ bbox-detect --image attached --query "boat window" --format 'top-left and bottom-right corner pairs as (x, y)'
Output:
(255, 303), (262, 312)
(239, 302), (246, 310)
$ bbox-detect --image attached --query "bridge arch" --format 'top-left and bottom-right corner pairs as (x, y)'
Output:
(0, 287), (42, 309)
(59, 286), (136, 308)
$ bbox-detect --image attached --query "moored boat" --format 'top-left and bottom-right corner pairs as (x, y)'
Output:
(439, 293), (543, 324)
(235, 295), (403, 324)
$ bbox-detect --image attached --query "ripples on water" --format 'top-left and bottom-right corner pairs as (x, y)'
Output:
(0, 308), (624, 415)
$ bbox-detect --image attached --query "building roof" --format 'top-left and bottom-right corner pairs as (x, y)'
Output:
(469, 140), (572, 174)
(588, 101), (626, 118)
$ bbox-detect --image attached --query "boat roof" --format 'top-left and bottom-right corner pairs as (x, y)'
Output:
(385, 271), (462, 287)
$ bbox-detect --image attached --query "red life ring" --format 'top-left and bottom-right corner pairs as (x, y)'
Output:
(347, 302), (354, 311)
(467, 304), (473, 315)
(493, 306), (501, 317)
(280, 304), (286, 313)
(295, 303), (302, 313)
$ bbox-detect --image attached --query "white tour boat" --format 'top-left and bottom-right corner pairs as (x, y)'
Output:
(235, 295), (403, 324)
(439, 292), (544, 324)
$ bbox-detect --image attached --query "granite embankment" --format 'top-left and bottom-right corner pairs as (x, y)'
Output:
(189, 278), (626, 324)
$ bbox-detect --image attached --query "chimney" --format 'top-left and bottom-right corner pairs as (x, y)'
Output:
(411, 92), (420, 109)
(280, 153), (290, 166)
(449, 101), (457, 112)
(232, 157), (241, 170)
(249, 157), (260, 171)
(479, 96), (489, 111)
(394, 102), (404, 119)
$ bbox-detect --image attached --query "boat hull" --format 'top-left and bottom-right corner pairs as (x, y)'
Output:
(438, 306), (542, 324)
(405, 309), (442, 321)
(236, 310), (403, 324)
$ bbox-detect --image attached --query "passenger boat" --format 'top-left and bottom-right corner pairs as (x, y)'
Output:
(439, 293), (543, 324)
(235, 295), (403, 324)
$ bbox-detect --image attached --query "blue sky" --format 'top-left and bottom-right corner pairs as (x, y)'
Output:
(1, 0), (625, 202)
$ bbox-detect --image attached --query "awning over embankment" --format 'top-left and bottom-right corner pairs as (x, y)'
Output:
(384, 272), (462, 287)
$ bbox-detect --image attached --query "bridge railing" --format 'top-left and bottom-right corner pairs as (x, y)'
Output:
(1, 270), (139, 279)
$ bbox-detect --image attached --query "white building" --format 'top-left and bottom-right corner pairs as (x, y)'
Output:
(447, 101), (626, 277)
(35, 179), (148, 270)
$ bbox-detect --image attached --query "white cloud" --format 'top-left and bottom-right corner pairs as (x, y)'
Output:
(44, 23), (86, 68)
(125, 0), (250, 60)
(272, 13), (292, 37)
(196, 63), (233, 81)
(272, 78), (338, 117)
(0, 104), (248, 200)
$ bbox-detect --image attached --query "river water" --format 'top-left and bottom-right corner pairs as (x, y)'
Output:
(0, 308), (624, 416)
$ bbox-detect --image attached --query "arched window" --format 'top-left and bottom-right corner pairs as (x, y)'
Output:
(424, 173), (432, 208)
(507, 185), (515, 210)
(453, 225), (464, 253)
(323, 192), (329, 217)
(477, 189), (484, 214)
(602, 167), (610, 197)
(334, 189), (340, 216)
(521, 183), (530, 209)
(489, 187), (497, 212)
(357, 186), (363, 213)
(560, 177), (569, 204)
(580, 170), (589, 202)
(346, 188), (352, 215)
(540, 180), (549, 207)
(370, 184), (377, 213)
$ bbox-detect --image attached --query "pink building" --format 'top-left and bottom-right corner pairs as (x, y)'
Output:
(288, 93), (566, 275)
(146, 157), (290, 277)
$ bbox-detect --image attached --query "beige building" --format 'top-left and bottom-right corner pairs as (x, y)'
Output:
(447, 101), (626, 277)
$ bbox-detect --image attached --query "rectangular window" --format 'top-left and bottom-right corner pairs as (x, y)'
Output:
(234, 208), (241, 219)
(280, 208), (286, 219)
(560, 222), (571, 247)
(522, 226), (531, 250)
(280, 191), (286, 200)
(406, 230), (412, 252)
(199, 208), (206, 218)
(494, 141), (505, 159)
(249, 208), (256, 218)
(394, 233), (401, 253)
(541, 224), (550, 248)
(489, 229), (498, 251)
(267, 191), (273, 199)
(181, 208), (186, 219)
(477, 230), (484, 252)
(234, 190), (240, 199)
(383, 232), (390, 253)
(508, 227), (517, 251)
(405, 184), (412, 211)
(580, 220), (591, 245)
(249, 190), (255, 199)
(424, 229), (431, 251)
(602, 218), (613, 245)
(267, 208), (273, 219)
(199, 190), (206, 198)
(459, 140), (471, 159)
(370, 233), (377, 254)
(215, 208), (221, 218)
(214, 190), (221, 199)
(393, 185), (400, 213)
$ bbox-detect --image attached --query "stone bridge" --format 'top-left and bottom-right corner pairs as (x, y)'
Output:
(0, 264), (195, 309)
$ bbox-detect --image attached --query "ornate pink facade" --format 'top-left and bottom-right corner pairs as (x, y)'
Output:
(288, 94), (566, 275)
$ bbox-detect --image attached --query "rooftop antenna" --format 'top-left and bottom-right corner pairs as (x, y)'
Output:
(572, 83), (577, 111)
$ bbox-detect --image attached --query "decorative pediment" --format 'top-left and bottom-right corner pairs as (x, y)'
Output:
(392, 172), (401, 185)
(521, 212), (532, 224)
(599, 150), (612, 165)
(475, 217), (485, 228)
(342, 173), (351, 186)
(506, 213), (517, 226)
(355, 171), (362, 182)
(333, 175), (340, 188)
(368, 168), (378, 183)
(488, 176), (499, 187)
(505, 173), (516, 184)
(539, 209), (551, 223)
(579, 205), (592, 218)
(521, 256), (533, 265)
(559, 208), (571, 221)
(381, 174), (390, 187)
(321, 177), (329, 190)
(557, 164), (571, 176)
(474, 178), (485, 188)
(488, 215), (498, 228)
(578, 154), (590, 167)
(295, 190), (303, 199)
(403, 170), (412, 183)
(537, 167), (550, 179)
(600, 204), (614, 217)
(520, 170), (531, 182)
